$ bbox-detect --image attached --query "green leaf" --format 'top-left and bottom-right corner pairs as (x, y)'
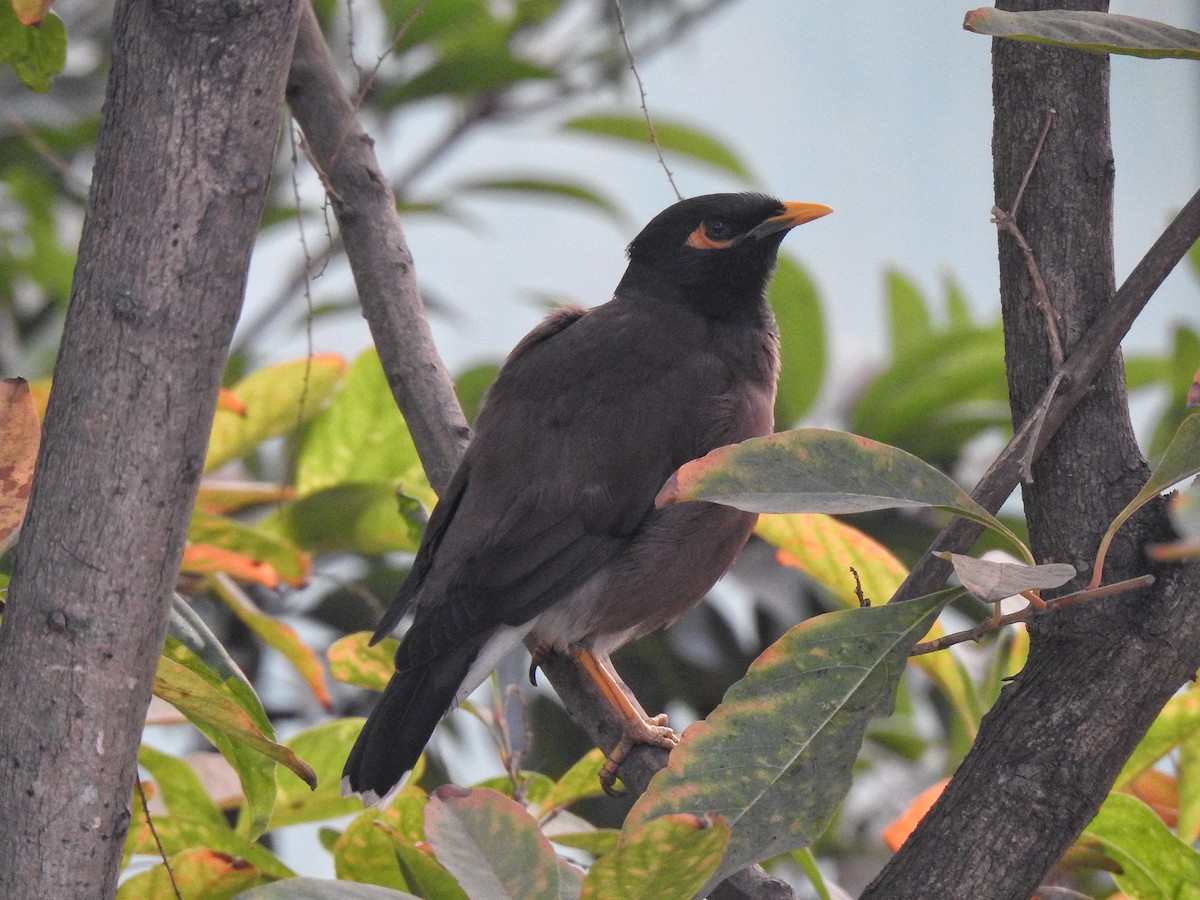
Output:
(379, 819), (470, 900)
(755, 513), (984, 742)
(116, 848), (264, 900)
(581, 814), (729, 900)
(270, 719), (366, 829)
(187, 509), (312, 587)
(660, 429), (1031, 562)
(333, 808), (413, 889)
(454, 177), (624, 223)
(790, 847), (836, 900)
(771, 256), (826, 427)
(5, 167), (75, 297)
(550, 829), (621, 856)
(329, 632), (398, 691)
(239, 878), (418, 899)
(1180, 723), (1200, 845)
(537, 748), (608, 816)
(1148, 326), (1200, 459)
(123, 812), (293, 881)
(1092, 413), (1200, 586)
(455, 362), (500, 424)
(296, 349), (435, 509)
(964, 8), (1200, 60)
(384, 51), (556, 105)
(1082, 793), (1200, 897)
(138, 744), (226, 831)
(424, 786), (561, 900)
(755, 513), (908, 609)
(380, 0), (488, 51)
(475, 770), (555, 805)
(851, 326), (1009, 467)
(942, 274), (975, 332)
(564, 114), (753, 181)
(0, 6), (65, 92)
(205, 355), (346, 473)
(155, 625), (317, 837)
(257, 482), (425, 556)
(885, 269), (934, 358)
(1116, 686), (1200, 790)
(209, 573), (332, 711)
(626, 590), (958, 889)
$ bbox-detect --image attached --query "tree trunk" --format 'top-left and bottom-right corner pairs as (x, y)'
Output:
(863, 2), (1200, 896)
(0, 1), (300, 896)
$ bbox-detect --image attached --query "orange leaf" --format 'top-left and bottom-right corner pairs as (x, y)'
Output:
(1125, 768), (1179, 828)
(0, 378), (41, 553)
(181, 544), (281, 588)
(12, 0), (54, 26)
(195, 480), (295, 515)
(883, 778), (949, 852)
(217, 387), (247, 416)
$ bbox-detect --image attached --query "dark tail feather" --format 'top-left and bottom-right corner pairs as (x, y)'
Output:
(342, 642), (480, 805)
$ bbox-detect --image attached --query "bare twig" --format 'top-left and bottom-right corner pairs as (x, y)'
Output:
(891, 182), (1200, 606)
(911, 575), (1154, 656)
(992, 109), (1062, 367)
(850, 567), (868, 607)
(134, 777), (181, 900)
(352, 0), (430, 110)
(287, 124), (317, 432)
(252, 3), (726, 346)
(1017, 369), (1066, 482)
(1010, 108), (1055, 223)
(610, 0), (683, 201)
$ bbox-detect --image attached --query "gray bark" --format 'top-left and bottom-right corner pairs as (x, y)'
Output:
(863, 1), (1200, 896)
(0, 1), (301, 895)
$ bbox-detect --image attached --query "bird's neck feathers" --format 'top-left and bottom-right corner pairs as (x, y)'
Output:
(616, 259), (779, 326)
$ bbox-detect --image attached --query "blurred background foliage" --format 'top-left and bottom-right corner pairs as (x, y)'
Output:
(3, 0), (1200, 895)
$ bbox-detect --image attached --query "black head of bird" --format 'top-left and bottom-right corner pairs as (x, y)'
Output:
(343, 192), (831, 806)
(620, 192), (832, 320)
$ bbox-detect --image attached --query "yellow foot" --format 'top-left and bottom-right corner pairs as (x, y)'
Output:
(598, 713), (680, 796)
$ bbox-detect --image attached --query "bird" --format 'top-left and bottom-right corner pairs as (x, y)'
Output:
(342, 192), (832, 806)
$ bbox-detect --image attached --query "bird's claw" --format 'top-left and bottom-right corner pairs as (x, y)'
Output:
(528, 642), (551, 686)
(598, 714), (680, 797)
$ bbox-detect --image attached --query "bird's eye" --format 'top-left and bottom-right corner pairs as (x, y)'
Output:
(685, 219), (737, 250)
(706, 219), (730, 240)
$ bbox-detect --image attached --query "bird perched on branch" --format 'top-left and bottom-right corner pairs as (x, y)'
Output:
(343, 192), (832, 805)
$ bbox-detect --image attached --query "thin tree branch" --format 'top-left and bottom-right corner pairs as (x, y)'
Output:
(992, 108), (1062, 369)
(611, 0), (683, 200)
(286, 1), (469, 493)
(135, 777), (182, 900)
(892, 181), (1200, 605)
(910, 575), (1154, 656)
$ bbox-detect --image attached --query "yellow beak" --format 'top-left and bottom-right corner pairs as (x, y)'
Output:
(751, 201), (834, 239)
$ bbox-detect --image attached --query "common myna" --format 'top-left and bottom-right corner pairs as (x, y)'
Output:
(343, 192), (832, 805)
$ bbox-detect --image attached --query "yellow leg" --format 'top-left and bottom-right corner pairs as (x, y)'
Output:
(572, 647), (680, 795)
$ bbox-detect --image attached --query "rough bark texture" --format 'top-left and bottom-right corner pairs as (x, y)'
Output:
(863, 2), (1200, 897)
(0, 1), (300, 896)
